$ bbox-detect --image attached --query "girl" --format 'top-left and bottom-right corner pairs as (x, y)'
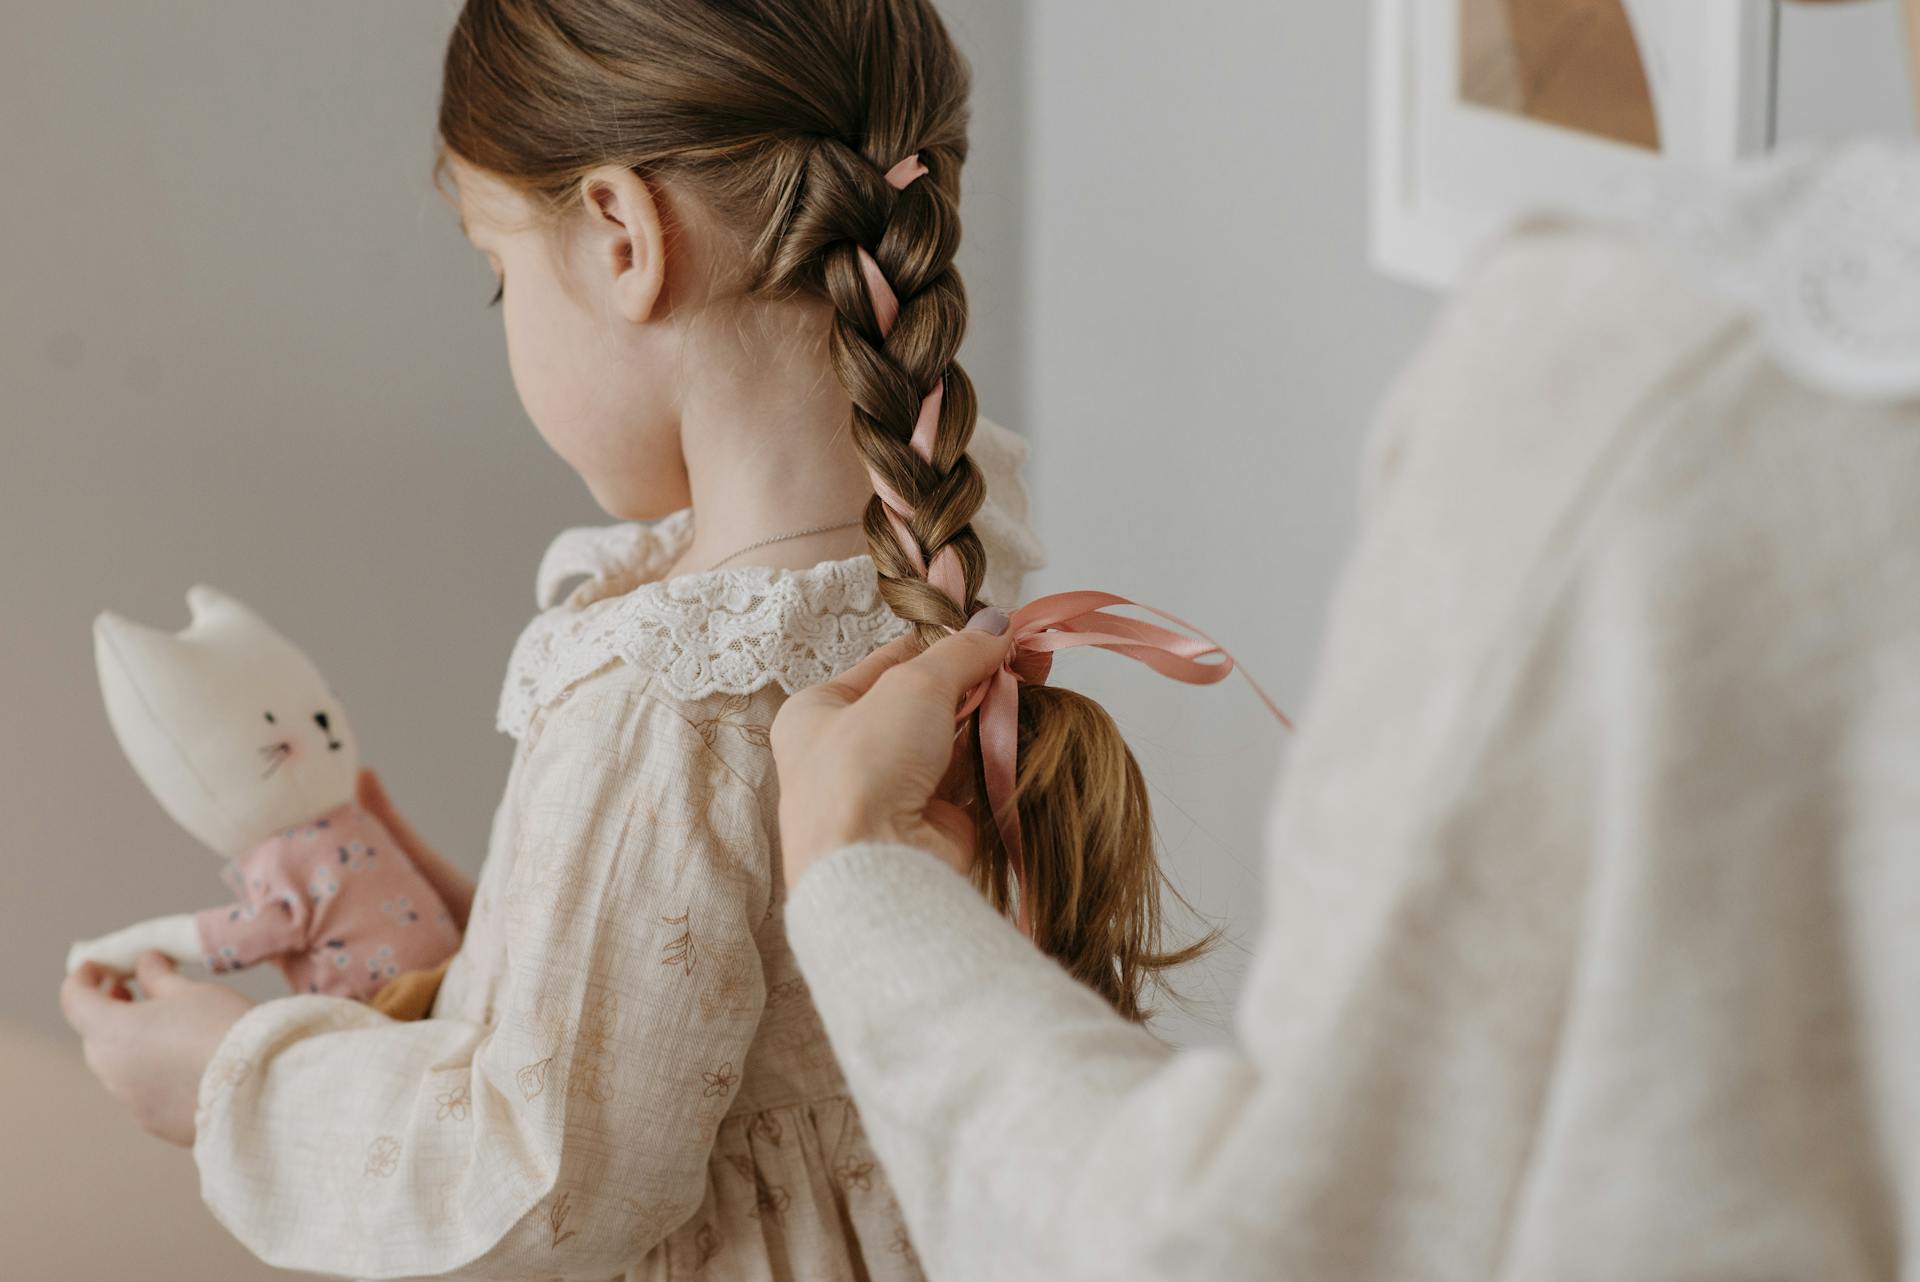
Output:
(66, 0), (1223, 1277)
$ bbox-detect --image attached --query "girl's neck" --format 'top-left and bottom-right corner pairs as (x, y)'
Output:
(664, 310), (875, 579)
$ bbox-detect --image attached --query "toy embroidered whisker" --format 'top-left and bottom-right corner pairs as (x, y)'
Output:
(258, 741), (293, 779)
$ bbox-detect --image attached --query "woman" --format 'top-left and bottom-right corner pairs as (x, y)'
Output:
(770, 5), (1920, 1279)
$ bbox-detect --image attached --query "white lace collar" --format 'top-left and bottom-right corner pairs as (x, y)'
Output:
(496, 420), (1048, 738)
(1634, 138), (1920, 402)
(497, 511), (908, 737)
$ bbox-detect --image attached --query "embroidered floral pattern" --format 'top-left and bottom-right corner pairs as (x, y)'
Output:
(547, 1190), (579, 1249)
(661, 910), (698, 975)
(698, 949), (754, 1023)
(836, 1158), (876, 1192)
(702, 1061), (737, 1099)
(690, 1222), (721, 1270)
(623, 1197), (670, 1253)
(517, 1056), (553, 1102)
(435, 1084), (471, 1122)
(749, 1173), (792, 1223)
(747, 1111), (784, 1147)
(693, 693), (774, 751)
(364, 1135), (401, 1179)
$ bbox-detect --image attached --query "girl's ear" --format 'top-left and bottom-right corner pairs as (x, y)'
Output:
(580, 165), (668, 324)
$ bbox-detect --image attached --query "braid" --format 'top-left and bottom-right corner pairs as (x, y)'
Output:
(775, 138), (987, 639)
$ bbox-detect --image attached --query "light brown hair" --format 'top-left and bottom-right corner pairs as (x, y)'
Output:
(440, 0), (1209, 1019)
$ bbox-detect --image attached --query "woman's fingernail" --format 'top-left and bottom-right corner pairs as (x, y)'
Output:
(965, 607), (1010, 636)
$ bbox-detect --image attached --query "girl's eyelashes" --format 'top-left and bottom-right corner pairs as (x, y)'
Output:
(488, 281), (504, 309)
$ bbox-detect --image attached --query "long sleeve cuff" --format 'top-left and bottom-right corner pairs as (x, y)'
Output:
(786, 842), (1178, 1278)
(786, 840), (1039, 1012)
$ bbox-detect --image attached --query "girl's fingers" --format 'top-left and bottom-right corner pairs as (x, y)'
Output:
(134, 951), (190, 998)
(60, 966), (122, 1033)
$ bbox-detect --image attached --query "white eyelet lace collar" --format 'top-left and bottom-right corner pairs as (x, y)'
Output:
(497, 511), (910, 738)
(1631, 138), (1920, 403)
(498, 420), (1046, 738)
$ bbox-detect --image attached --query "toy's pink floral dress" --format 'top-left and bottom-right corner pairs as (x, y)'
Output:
(190, 426), (1043, 1280)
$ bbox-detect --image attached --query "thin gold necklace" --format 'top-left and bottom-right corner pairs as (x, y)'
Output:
(703, 520), (863, 573)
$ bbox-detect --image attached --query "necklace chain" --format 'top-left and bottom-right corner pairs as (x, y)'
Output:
(703, 520), (864, 573)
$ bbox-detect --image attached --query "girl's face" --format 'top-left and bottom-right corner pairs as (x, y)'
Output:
(451, 160), (691, 520)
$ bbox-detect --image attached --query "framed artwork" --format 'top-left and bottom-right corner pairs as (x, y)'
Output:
(1371, 0), (1782, 288)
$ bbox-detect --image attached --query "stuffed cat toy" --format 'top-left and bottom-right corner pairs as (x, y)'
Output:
(65, 586), (460, 1010)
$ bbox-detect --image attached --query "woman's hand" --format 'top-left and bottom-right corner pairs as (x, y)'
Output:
(59, 953), (252, 1147)
(772, 610), (1013, 886)
(359, 768), (476, 931)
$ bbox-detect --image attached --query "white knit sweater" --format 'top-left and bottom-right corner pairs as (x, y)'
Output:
(786, 143), (1920, 1281)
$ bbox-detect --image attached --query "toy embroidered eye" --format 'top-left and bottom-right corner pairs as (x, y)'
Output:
(263, 711), (276, 724)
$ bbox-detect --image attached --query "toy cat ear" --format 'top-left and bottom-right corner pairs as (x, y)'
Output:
(185, 584), (268, 636)
(93, 609), (176, 673)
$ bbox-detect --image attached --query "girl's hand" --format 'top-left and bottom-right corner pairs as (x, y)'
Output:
(358, 768), (476, 930)
(771, 612), (1013, 887)
(59, 953), (251, 1147)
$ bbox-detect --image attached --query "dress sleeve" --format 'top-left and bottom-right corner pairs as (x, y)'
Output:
(193, 677), (771, 1279)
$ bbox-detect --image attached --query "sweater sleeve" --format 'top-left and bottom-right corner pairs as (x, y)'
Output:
(193, 680), (772, 1279)
(787, 843), (1244, 1280)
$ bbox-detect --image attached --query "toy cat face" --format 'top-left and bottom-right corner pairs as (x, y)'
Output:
(95, 586), (359, 859)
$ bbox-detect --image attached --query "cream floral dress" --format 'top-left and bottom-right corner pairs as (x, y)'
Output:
(192, 427), (1042, 1280)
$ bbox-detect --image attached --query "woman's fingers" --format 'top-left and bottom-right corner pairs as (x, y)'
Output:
(872, 621), (1012, 714)
(812, 634), (921, 704)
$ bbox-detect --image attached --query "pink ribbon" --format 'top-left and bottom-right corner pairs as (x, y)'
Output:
(955, 593), (1293, 937)
(856, 154), (966, 607)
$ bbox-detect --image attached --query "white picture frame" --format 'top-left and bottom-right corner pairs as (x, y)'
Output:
(1371, 0), (1782, 290)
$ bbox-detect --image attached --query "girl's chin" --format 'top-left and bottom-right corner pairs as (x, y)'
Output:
(587, 480), (690, 524)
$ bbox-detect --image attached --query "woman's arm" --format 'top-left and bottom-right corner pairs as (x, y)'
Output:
(183, 682), (771, 1279)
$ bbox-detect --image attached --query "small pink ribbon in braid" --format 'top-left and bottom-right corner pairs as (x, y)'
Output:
(955, 592), (1294, 937)
(855, 154), (966, 608)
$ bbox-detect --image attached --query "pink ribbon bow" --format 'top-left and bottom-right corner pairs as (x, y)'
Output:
(955, 592), (1293, 937)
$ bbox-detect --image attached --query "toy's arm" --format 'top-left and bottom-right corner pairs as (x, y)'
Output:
(67, 913), (201, 975)
(68, 846), (309, 979)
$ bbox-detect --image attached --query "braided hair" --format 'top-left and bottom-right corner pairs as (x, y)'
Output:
(441, 0), (1210, 1018)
